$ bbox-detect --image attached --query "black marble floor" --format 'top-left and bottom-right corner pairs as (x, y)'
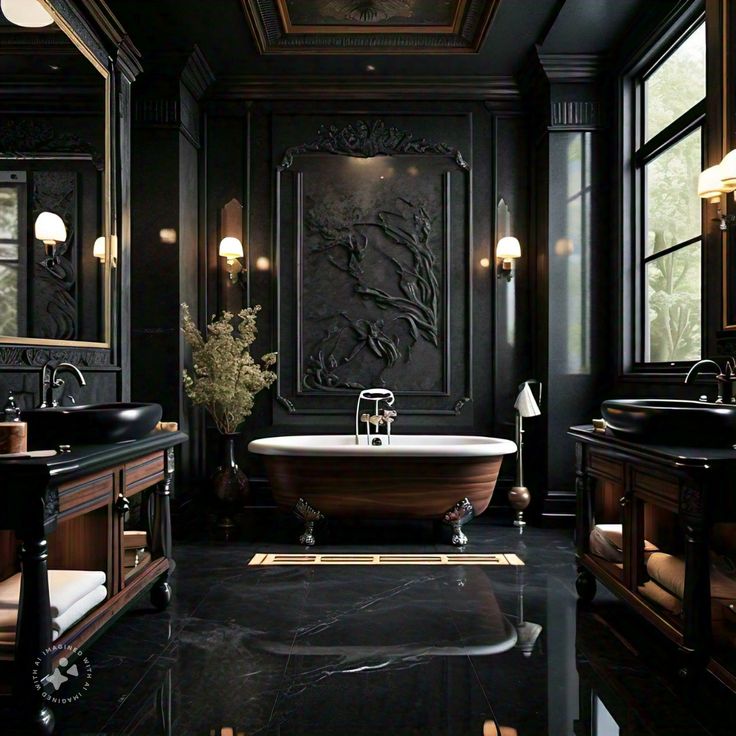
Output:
(3, 515), (736, 735)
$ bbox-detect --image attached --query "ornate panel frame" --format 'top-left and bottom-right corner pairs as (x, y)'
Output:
(274, 117), (473, 417)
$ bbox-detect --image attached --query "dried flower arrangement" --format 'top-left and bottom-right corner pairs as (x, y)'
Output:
(181, 303), (277, 435)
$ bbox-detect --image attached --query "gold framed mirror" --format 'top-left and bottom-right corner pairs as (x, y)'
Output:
(0, 0), (112, 348)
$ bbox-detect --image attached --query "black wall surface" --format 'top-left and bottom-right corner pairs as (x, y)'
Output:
(202, 100), (531, 503)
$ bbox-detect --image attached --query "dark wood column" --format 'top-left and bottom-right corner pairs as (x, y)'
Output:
(130, 47), (214, 494)
(523, 51), (609, 524)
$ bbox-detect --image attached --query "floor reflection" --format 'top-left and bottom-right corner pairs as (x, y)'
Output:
(1, 518), (734, 734)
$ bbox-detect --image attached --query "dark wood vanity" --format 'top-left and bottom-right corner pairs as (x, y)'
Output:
(0, 430), (186, 734)
(570, 425), (736, 690)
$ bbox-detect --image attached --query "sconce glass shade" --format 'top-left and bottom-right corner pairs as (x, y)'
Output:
(93, 236), (106, 261)
(496, 236), (521, 260)
(698, 165), (727, 202)
(1, 0), (54, 27)
(719, 149), (736, 192)
(219, 236), (244, 260)
(34, 211), (66, 244)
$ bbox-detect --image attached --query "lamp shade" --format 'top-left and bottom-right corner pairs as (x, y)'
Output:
(34, 211), (66, 244)
(1, 0), (54, 27)
(219, 236), (243, 260)
(93, 236), (106, 260)
(698, 165), (726, 201)
(719, 149), (736, 192)
(496, 236), (521, 260)
(514, 383), (541, 418)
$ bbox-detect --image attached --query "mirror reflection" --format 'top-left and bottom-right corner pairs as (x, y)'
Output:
(0, 3), (108, 344)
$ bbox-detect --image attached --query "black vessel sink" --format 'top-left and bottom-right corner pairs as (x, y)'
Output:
(601, 399), (736, 448)
(21, 402), (163, 448)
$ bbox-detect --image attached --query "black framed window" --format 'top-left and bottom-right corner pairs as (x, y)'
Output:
(631, 18), (706, 365)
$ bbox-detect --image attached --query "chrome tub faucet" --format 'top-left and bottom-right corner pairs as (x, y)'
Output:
(354, 388), (396, 445)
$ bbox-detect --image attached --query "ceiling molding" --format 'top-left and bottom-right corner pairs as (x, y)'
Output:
(181, 45), (216, 100)
(536, 52), (605, 81)
(209, 74), (520, 107)
(239, 0), (500, 55)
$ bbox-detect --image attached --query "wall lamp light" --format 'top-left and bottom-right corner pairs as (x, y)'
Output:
(92, 235), (118, 268)
(698, 149), (736, 230)
(496, 236), (521, 281)
(34, 211), (66, 266)
(219, 236), (245, 284)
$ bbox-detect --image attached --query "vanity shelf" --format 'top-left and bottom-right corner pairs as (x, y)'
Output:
(0, 429), (187, 734)
(570, 425), (736, 690)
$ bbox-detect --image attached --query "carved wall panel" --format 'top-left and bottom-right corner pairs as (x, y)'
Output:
(274, 116), (472, 416)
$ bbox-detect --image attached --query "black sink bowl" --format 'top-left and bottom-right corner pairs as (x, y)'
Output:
(21, 402), (163, 448)
(601, 399), (736, 448)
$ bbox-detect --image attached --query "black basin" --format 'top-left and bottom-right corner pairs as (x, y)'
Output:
(21, 402), (163, 448)
(601, 399), (736, 448)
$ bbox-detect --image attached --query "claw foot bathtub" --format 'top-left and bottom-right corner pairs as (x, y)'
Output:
(248, 434), (516, 546)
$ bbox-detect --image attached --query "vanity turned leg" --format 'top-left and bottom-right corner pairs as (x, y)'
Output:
(15, 536), (55, 736)
(294, 498), (324, 547)
(151, 448), (175, 611)
(575, 566), (597, 602)
(443, 498), (475, 547)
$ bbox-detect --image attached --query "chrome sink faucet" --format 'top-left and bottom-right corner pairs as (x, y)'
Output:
(354, 388), (396, 446)
(40, 361), (87, 407)
(684, 358), (735, 404)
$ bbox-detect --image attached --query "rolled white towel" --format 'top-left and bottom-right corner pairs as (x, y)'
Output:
(52, 585), (107, 638)
(0, 584), (107, 643)
(0, 570), (106, 617)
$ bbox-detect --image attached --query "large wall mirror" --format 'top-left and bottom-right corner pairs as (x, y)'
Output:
(0, 0), (112, 347)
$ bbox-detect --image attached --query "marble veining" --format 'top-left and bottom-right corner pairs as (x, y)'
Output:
(0, 516), (734, 735)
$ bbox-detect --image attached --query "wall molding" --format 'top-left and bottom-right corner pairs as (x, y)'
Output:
(549, 100), (602, 129)
(209, 75), (521, 109)
(537, 52), (605, 81)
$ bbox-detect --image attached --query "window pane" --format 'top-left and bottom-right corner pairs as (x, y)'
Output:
(0, 187), (19, 240)
(646, 243), (701, 362)
(0, 263), (18, 335)
(646, 128), (701, 256)
(645, 23), (705, 141)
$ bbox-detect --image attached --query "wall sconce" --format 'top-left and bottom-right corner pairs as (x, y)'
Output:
(219, 237), (245, 284)
(93, 236), (106, 263)
(496, 236), (521, 281)
(92, 235), (118, 267)
(34, 211), (66, 266)
(698, 151), (736, 230)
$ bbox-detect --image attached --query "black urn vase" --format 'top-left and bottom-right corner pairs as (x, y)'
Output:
(211, 433), (249, 536)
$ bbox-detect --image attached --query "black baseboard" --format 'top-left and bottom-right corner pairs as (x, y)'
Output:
(540, 490), (576, 527)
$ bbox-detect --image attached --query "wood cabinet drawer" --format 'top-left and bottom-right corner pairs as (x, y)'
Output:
(58, 470), (114, 518)
(124, 451), (164, 496)
(588, 451), (625, 482)
(632, 469), (679, 508)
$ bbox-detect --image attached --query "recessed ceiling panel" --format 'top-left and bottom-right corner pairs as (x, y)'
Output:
(241, 0), (500, 54)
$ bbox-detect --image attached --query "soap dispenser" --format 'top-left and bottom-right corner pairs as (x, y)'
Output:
(3, 390), (21, 422)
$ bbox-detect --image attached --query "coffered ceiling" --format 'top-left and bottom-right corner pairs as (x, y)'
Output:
(241, 0), (501, 54)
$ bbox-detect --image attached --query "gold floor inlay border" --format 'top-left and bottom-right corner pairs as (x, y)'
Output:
(248, 553), (524, 566)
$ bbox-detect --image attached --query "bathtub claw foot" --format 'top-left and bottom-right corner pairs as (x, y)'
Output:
(294, 498), (325, 547)
(443, 498), (474, 547)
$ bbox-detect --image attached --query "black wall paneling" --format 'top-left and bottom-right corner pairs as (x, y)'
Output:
(129, 46), (214, 491)
(203, 99), (527, 516)
(273, 115), (471, 418)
